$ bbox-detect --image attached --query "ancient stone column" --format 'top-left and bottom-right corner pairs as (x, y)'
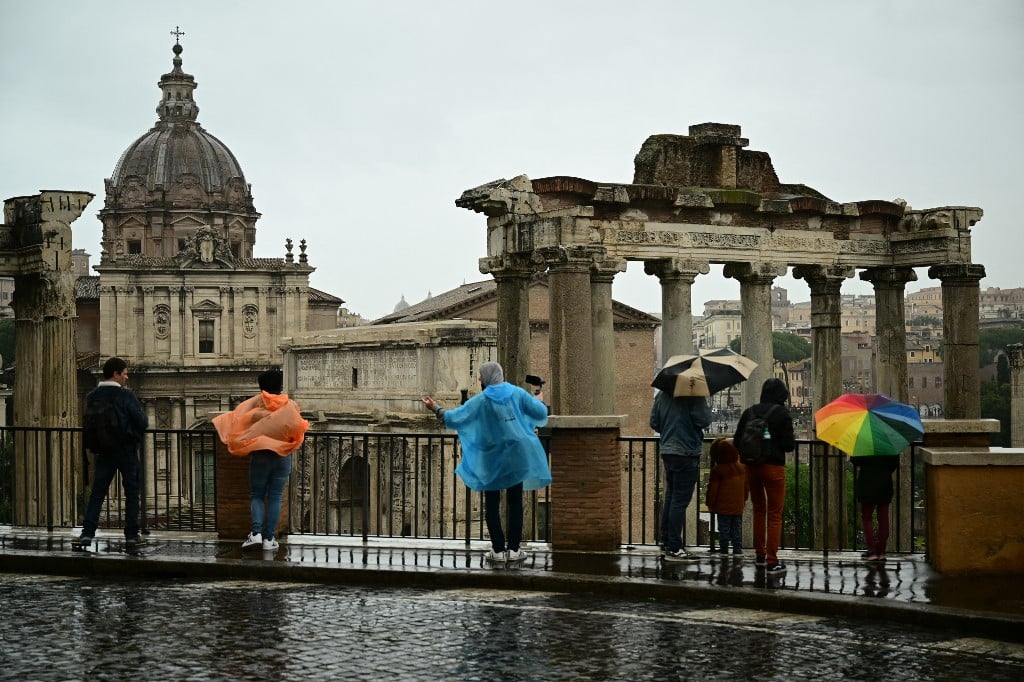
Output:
(794, 264), (853, 550)
(5, 190), (93, 527)
(543, 246), (598, 415)
(644, 258), (710, 363)
(480, 255), (536, 396)
(591, 257), (627, 414)
(724, 261), (785, 408)
(861, 266), (917, 552)
(929, 264), (986, 419)
(1008, 344), (1024, 448)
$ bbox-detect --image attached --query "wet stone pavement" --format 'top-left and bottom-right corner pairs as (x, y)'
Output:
(2, 573), (1023, 681)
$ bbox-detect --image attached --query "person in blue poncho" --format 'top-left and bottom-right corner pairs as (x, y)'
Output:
(422, 361), (551, 565)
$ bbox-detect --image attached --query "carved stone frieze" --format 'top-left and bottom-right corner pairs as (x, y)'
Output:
(836, 239), (888, 255)
(772, 234), (836, 254)
(689, 232), (760, 249)
(615, 229), (683, 245)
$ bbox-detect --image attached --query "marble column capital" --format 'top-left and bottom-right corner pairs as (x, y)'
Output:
(723, 261), (787, 284)
(590, 256), (627, 284)
(537, 245), (606, 273)
(643, 258), (710, 283)
(859, 266), (918, 288)
(478, 254), (540, 279)
(793, 264), (854, 292)
(1007, 343), (1024, 370)
(928, 263), (986, 285)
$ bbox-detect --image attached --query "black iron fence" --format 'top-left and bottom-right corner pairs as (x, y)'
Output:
(0, 426), (924, 555)
(622, 436), (925, 554)
(0, 426), (219, 533)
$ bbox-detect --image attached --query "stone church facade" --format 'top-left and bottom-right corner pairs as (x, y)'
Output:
(79, 40), (341, 428)
(63, 40), (342, 522)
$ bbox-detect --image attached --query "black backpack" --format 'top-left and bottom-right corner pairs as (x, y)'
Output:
(737, 404), (782, 466)
(83, 396), (126, 453)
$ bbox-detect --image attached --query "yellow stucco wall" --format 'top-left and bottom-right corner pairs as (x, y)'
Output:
(926, 464), (1024, 575)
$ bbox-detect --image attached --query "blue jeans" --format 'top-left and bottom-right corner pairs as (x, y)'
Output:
(82, 448), (141, 539)
(250, 451), (292, 540)
(717, 513), (743, 554)
(660, 454), (700, 552)
(484, 483), (523, 552)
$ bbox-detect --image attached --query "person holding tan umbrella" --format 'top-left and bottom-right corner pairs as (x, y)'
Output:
(651, 348), (756, 563)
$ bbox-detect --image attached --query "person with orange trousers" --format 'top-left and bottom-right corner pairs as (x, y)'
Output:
(213, 369), (308, 552)
(733, 378), (794, 575)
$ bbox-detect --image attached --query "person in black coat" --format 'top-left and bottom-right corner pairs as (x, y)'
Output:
(851, 454), (899, 562)
(733, 378), (795, 575)
(76, 357), (149, 549)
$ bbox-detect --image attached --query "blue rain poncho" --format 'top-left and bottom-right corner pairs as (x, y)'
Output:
(443, 382), (552, 492)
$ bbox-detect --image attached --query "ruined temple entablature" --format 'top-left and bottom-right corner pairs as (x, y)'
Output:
(456, 123), (983, 274)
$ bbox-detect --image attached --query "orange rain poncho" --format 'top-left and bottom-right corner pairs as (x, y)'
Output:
(212, 391), (309, 457)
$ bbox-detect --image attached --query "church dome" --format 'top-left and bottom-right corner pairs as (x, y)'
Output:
(104, 42), (254, 211)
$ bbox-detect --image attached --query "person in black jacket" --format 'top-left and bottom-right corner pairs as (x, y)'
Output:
(851, 454), (899, 562)
(76, 357), (149, 549)
(733, 378), (794, 575)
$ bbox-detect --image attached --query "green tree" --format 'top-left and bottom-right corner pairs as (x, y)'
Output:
(0, 319), (13, 369)
(908, 315), (942, 327)
(980, 379), (1011, 446)
(978, 328), (1024, 367)
(730, 332), (811, 363)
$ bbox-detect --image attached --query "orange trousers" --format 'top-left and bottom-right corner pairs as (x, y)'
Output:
(747, 463), (786, 564)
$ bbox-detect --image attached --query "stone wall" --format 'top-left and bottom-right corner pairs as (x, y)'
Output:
(282, 320), (499, 428)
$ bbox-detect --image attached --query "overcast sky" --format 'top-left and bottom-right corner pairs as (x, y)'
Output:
(2, 1), (1021, 320)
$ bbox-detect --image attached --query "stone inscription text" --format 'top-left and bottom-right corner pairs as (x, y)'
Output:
(297, 349), (419, 390)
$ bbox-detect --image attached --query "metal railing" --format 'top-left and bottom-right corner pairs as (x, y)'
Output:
(0, 426), (924, 555)
(620, 435), (925, 554)
(0, 427), (219, 533)
(287, 431), (552, 546)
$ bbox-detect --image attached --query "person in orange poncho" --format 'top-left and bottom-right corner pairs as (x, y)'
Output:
(213, 369), (308, 552)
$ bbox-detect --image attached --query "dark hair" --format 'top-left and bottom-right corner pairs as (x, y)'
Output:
(258, 369), (284, 394)
(102, 357), (127, 379)
(759, 377), (790, 405)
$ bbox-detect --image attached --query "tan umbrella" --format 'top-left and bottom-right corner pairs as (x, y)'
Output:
(651, 348), (758, 397)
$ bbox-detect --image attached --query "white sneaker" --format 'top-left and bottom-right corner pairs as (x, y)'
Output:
(506, 549), (528, 563)
(262, 538), (279, 551)
(484, 549), (506, 563)
(242, 532), (262, 549)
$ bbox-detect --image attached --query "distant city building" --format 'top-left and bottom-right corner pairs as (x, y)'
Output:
(0, 277), (12, 318)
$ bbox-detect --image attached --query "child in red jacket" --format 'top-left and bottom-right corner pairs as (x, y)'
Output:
(706, 438), (749, 557)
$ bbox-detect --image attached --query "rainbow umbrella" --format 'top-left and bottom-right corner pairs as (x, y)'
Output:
(814, 393), (923, 456)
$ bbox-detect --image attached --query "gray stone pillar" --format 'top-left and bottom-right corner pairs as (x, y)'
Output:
(861, 266), (917, 552)
(170, 286), (183, 360)
(861, 267), (916, 401)
(794, 264), (853, 550)
(928, 264), (986, 419)
(644, 258), (709, 363)
(591, 257), (627, 414)
(544, 246), (598, 415)
(481, 255), (536, 395)
(1008, 344), (1024, 448)
(724, 262), (785, 408)
(5, 190), (92, 527)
